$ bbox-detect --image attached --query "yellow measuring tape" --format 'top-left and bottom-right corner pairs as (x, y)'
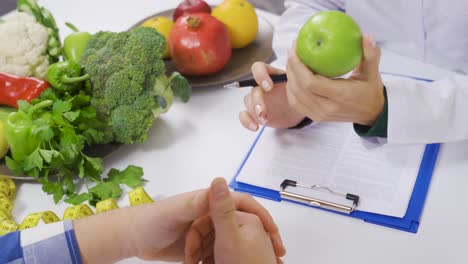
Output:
(0, 175), (153, 236)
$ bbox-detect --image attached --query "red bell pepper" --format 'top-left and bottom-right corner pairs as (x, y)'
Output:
(0, 73), (49, 108)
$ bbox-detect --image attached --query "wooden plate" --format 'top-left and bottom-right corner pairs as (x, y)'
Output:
(131, 9), (274, 88)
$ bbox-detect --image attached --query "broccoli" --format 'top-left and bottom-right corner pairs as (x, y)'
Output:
(81, 27), (192, 144)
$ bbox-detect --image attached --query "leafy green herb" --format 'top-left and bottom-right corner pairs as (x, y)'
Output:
(42, 181), (64, 204)
(3, 91), (110, 204)
(66, 165), (147, 206)
(3, 84), (150, 206)
(65, 193), (93, 205)
(106, 165), (146, 188)
(90, 181), (122, 201)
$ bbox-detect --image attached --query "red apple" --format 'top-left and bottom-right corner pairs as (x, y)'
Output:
(173, 0), (212, 22)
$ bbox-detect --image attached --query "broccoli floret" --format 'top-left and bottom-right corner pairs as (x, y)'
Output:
(83, 31), (115, 55)
(103, 68), (145, 110)
(110, 95), (156, 144)
(127, 27), (166, 59)
(106, 31), (130, 52)
(81, 27), (191, 144)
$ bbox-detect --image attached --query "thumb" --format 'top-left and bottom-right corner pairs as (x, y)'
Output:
(209, 177), (239, 240)
(355, 34), (381, 79)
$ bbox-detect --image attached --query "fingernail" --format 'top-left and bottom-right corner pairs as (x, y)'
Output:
(365, 34), (376, 48)
(248, 122), (258, 131)
(255, 104), (267, 125)
(261, 80), (271, 91)
(212, 178), (229, 200)
(258, 116), (267, 125)
(254, 89), (262, 99)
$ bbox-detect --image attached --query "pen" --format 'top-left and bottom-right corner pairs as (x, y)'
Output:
(223, 74), (288, 88)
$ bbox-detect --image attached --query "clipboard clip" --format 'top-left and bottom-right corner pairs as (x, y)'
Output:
(280, 179), (360, 214)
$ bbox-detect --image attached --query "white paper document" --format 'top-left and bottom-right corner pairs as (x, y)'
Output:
(236, 123), (425, 217)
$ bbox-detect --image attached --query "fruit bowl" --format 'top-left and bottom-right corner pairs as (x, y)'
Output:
(131, 8), (274, 88)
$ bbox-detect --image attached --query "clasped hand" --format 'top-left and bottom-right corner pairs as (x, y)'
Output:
(74, 178), (285, 264)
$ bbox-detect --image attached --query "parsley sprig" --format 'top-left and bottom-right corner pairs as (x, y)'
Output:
(4, 90), (146, 205)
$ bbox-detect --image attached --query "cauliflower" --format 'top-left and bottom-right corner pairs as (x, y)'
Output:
(0, 12), (49, 80)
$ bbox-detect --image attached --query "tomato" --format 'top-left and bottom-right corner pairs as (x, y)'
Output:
(169, 13), (232, 76)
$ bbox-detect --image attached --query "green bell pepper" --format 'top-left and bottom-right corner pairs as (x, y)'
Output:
(4, 100), (53, 164)
(0, 107), (16, 123)
(47, 60), (89, 93)
(63, 22), (91, 63)
(0, 107), (14, 159)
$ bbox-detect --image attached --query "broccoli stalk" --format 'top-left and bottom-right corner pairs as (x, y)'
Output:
(153, 75), (174, 116)
(80, 27), (192, 144)
(152, 72), (191, 116)
(168, 72), (191, 103)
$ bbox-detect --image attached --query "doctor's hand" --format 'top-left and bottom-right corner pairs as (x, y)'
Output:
(184, 178), (285, 264)
(239, 62), (305, 131)
(285, 35), (385, 126)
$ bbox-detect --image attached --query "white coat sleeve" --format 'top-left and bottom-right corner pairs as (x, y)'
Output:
(385, 74), (468, 144)
(271, 0), (346, 69)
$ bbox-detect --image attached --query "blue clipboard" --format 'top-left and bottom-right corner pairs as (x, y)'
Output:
(230, 74), (438, 233)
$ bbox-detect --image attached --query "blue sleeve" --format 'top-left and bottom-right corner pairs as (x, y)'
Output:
(0, 220), (83, 264)
(0, 231), (24, 263)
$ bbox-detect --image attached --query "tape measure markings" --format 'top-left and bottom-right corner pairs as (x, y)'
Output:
(0, 175), (154, 236)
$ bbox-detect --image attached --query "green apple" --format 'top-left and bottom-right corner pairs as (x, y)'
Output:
(296, 11), (363, 78)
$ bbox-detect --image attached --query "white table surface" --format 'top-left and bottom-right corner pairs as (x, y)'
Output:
(8, 1), (468, 263)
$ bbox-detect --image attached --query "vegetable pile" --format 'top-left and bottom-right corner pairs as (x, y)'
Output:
(81, 27), (190, 144)
(0, 0), (192, 205)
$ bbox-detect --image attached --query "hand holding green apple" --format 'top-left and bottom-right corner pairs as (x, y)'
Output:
(296, 10), (363, 78)
(240, 11), (384, 132)
(285, 34), (385, 126)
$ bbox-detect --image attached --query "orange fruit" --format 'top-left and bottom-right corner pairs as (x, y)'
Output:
(212, 0), (258, 49)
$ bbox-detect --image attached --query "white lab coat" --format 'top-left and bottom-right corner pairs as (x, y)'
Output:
(272, 0), (468, 144)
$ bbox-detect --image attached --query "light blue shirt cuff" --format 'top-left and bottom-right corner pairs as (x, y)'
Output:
(20, 220), (82, 264)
